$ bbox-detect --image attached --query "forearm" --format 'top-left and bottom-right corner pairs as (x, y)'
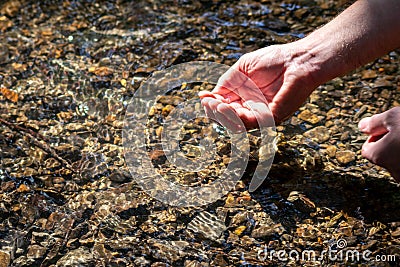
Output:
(291, 0), (400, 88)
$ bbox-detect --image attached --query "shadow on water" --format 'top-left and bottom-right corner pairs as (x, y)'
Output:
(248, 162), (400, 226)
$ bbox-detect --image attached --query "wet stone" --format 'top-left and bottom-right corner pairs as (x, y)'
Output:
(373, 77), (392, 88)
(149, 239), (189, 262)
(251, 225), (276, 238)
(0, 43), (9, 63)
(303, 126), (330, 143)
(361, 69), (378, 79)
(0, 16), (13, 32)
(297, 109), (320, 124)
(134, 256), (151, 266)
(27, 245), (46, 259)
(56, 247), (94, 267)
(325, 145), (337, 158)
(391, 227), (400, 237)
(336, 150), (356, 165)
(1, 181), (15, 192)
(0, 251), (10, 267)
(187, 211), (226, 241)
(1, 1), (21, 17)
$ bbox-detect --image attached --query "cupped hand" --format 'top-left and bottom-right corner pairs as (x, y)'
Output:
(199, 44), (318, 131)
(359, 107), (400, 182)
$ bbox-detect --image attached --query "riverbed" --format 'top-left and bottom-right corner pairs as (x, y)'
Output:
(0, 0), (399, 266)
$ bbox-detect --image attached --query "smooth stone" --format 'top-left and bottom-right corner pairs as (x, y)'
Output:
(325, 145), (337, 158)
(56, 247), (94, 267)
(336, 150), (356, 165)
(0, 251), (10, 267)
(298, 109), (320, 124)
(361, 69), (377, 79)
(303, 126), (330, 143)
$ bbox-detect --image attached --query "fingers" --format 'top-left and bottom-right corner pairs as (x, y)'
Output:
(216, 103), (245, 133)
(361, 129), (399, 181)
(201, 97), (245, 133)
(361, 133), (389, 166)
(359, 107), (400, 182)
(238, 100), (274, 128)
(214, 63), (246, 94)
(199, 53), (272, 130)
(361, 132), (400, 182)
(198, 91), (228, 102)
(358, 113), (389, 136)
(201, 96), (273, 132)
(359, 110), (392, 166)
(198, 91), (215, 99)
(201, 97), (218, 121)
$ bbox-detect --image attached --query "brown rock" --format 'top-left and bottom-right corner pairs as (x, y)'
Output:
(325, 145), (337, 158)
(391, 227), (400, 237)
(361, 69), (377, 79)
(304, 126), (330, 143)
(1, 1), (21, 17)
(27, 245), (46, 259)
(1, 181), (15, 192)
(336, 150), (356, 165)
(373, 77), (392, 88)
(0, 251), (10, 267)
(0, 16), (13, 32)
(88, 66), (113, 76)
(16, 184), (30, 193)
(298, 109), (320, 124)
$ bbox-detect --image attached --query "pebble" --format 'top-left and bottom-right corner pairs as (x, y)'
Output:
(373, 77), (392, 88)
(187, 211), (226, 241)
(251, 224), (282, 238)
(0, 43), (9, 64)
(16, 184), (30, 193)
(391, 227), (400, 237)
(325, 145), (337, 158)
(0, 16), (13, 32)
(326, 108), (340, 121)
(297, 109), (320, 124)
(303, 126), (330, 143)
(335, 150), (356, 165)
(1, 181), (15, 192)
(0, 251), (10, 267)
(184, 260), (207, 267)
(361, 69), (378, 79)
(56, 247), (94, 267)
(234, 225), (247, 236)
(27, 245), (46, 259)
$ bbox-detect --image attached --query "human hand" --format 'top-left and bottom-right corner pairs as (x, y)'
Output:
(199, 44), (319, 131)
(359, 107), (400, 182)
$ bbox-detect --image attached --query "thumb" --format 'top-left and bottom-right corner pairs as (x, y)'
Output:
(212, 64), (246, 101)
(358, 113), (389, 136)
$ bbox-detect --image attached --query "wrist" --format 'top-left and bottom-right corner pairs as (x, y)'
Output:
(288, 34), (352, 90)
(282, 40), (330, 95)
